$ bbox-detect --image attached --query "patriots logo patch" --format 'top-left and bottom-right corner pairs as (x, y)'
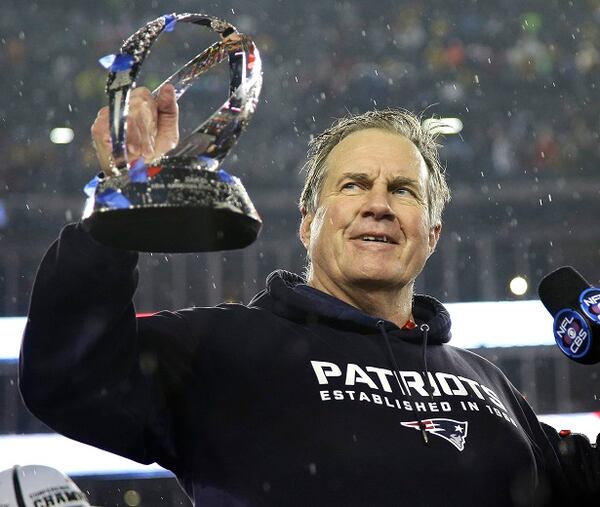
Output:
(401, 418), (468, 451)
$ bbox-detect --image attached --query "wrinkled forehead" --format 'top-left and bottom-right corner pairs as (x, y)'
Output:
(323, 128), (429, 186)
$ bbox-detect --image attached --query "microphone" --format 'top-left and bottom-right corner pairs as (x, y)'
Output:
(538, 266), (600, 364)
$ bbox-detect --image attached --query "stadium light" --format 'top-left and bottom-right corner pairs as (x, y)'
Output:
(510, 276), (528, 296)
(422, 117), (463, 135)
(50, 127), (75, 144)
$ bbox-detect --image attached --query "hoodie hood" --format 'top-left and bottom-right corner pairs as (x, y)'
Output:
(249, 270), (452, 345)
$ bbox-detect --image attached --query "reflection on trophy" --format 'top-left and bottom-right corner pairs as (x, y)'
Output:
(82, 13), (263, 253)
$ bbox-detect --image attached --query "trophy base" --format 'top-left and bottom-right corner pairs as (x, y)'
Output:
(82, 161), (262, 253)
(83, 205), (261, 253)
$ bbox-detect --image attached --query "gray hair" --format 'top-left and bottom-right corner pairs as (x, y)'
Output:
(299, 109), (451, 227)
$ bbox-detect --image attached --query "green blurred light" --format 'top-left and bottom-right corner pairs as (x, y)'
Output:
(521, 12), (542, 33)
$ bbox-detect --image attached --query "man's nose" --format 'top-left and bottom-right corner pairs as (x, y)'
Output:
(360, 187), (395, 220)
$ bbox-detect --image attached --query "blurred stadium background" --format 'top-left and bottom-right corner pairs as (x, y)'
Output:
(1, 0), (600, 504)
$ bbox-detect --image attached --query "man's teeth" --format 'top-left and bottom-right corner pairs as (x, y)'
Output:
(362, 236), (389, 243)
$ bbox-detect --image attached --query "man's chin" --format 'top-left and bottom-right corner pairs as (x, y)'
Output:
(348, 272), (408, 291)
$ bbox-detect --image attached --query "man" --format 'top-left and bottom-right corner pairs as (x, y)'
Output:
(19, 86), (596, 505)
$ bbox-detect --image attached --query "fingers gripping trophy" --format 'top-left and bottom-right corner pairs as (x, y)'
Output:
(83, 13), (263, 253)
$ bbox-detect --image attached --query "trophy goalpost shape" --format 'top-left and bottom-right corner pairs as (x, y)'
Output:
(82, 13), (263, 253)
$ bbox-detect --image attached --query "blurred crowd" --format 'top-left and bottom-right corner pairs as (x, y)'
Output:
(3, 0), (600, 191)
(0, 0), (599, 310)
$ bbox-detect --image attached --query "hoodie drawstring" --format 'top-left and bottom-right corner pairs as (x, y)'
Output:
(377, 320), (402, 384)
(377, 320), (431, 446)
(420, 323), (434, 401)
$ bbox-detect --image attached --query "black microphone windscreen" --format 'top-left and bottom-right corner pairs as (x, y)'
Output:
(538, 266), (591, 317)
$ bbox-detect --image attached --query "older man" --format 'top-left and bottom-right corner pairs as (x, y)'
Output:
(21, 86), (587, 506)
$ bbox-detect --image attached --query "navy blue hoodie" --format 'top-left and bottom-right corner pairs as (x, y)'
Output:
(20, 223), (568, 506)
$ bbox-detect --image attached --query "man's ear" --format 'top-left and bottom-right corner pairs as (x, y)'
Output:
(428, 223), (442, 256)
(299, 208), (313, 250)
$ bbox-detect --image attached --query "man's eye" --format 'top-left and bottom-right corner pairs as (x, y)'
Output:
(341, 182), (361, 191)
(393, 187), (413, 196)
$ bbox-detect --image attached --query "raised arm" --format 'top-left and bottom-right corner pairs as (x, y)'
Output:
(19, 87), (190, 472)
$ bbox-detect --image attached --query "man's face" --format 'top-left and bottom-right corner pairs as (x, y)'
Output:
(300, 128), (441, 293)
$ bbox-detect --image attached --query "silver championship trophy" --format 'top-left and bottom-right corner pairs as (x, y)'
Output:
(82, 13), (262, 252)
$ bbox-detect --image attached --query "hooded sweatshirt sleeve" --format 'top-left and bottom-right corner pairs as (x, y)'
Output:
(502, 381), (575, 505)
(19, 223), (195, 472)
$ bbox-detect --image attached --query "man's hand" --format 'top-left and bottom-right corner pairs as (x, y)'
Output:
(91, 84), (179, 172)
(541, 422), (600, 504)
